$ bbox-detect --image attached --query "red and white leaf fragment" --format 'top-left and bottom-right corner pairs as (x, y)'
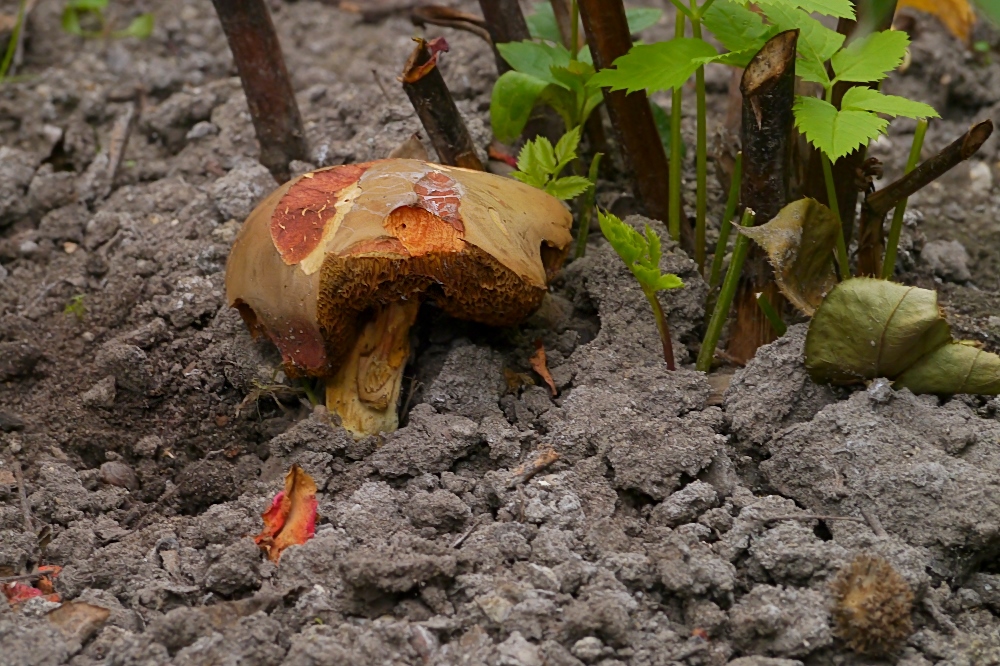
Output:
(254, 465), (318, 562)
(2, 567), (63, 606)
(530, 339), (558, 396)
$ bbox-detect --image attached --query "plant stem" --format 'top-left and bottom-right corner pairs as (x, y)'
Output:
(709, 151), (742, 289)
(881, 118), (928, 279)
(668, 11), (685, 243)
(822, 153), (850, 280)
(690, 0), (707, 274)
(666, 0), (695, 21)
(756, 292), (786, 336)
(575, 152), (603, 258)
(644, 286), (676, 370)
(477, 0), (531, 74)
(0, 0), (27, 81)
(698, 208), (755, 372)
(570, 0), (579, 58)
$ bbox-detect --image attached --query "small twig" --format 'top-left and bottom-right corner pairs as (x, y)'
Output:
(410, 6), (492, 44)
(762, 514), (865, 525)
(0, 571), (46, 584)
(507, 448), (560, 489)
(923, 597), (958, 635)
(210, 0), (308, 182)
(79, 101), (136, 203)
(451, 516), (481, 548)
(401, 37), (484, 171)
(13, 461), (33, 534)
(860, 507), (888, 537)
(371, 68), (390, 103)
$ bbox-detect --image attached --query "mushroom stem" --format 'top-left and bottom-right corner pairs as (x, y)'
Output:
(325, 300), (421, 438)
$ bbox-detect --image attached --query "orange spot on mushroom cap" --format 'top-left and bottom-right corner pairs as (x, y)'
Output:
(271, 163), (370, 265)
(413, 170), (464, 232)
(383, 206), (465, 256)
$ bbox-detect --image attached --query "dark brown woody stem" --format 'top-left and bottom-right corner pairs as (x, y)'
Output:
(401, 38), (485, 171)
(211, 0), (308, 183)
(478, 0), (531, 74)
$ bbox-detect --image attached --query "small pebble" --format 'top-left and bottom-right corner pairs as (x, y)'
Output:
(63, 241), (78, 254)
(100, 460), (139, 491)
(81, 332), (95, 342)
(19, 240), (39, 256)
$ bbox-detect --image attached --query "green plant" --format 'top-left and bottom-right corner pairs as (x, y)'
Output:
(881, 118), (928, 279)
(61, 0), (154, 40)
(574, 150), (602, 258)
(64, 294), (86, 321)
(0, 0), (27, 82)
(598, 211), (684, 370)
(511, 127), (593, 200)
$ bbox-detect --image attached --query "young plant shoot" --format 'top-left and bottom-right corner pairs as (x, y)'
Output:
(598, 211), (684, 370)
(510, 126), (593, 200)
(62, 0), (154, 40)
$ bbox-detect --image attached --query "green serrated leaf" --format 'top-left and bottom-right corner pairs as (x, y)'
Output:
(553, 126), (581, 167)
(545, 176), (592, 200)
(113, 13), (154, 39)
(784, 0), (854, 18)
(538, 83), (578, 129)
(490, 71), (548, 144)
(831, 29), (909, 84)
(591, 39), (719, 94)
(761, 2), (844, 63)
(794, 95), (887, 161)
(702, 0), (772, 53)
(646, 224), (662, 267)
(796, 55), (831, 87)
(525, 2), (563, 43)
(511, 169), (546, 189)
(498, 41), (570, 84)
(841, 87), (939, 119)
(656, 274), (684, 290)
(626, 7), (664, 33)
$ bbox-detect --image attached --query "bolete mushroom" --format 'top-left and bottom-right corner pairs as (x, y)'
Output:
(225, 158), (572, 437)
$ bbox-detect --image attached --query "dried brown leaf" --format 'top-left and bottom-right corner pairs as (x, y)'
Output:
(529, 339), (557, 396)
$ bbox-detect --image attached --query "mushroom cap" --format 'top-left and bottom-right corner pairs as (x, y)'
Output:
(225, 159), (573, 376)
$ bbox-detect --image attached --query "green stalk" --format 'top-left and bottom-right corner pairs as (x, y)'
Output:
(821, 88), (850, 280)
(697, 207), (756, 372)
(709, 151), (743, 289)
(756, 292), (787, 336)
(0, 0), (27, 81)
(690, 0), (708, 274)
(574, 152), (603, 258)
(644, 285), (676, 370)
(668, 11), (685, 242)
(881, 118), (928, 279)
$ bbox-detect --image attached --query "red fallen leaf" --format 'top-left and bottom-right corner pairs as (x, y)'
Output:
(692, 627), (710, 641)
(254, 464), (318, 562)
(529, 339), (558, 397)
(3, 582), (43, 604)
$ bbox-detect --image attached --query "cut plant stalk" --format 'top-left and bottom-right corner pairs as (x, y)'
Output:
(801, 0), (899, 243)
(401, 38), (485, 171)
(709, 151), (743, 290)
(881, 119), (928, 279)
(756, 292), (787, 336)
(698, 208), (755, 372)
(578, 0), (680, 241)
(726, 30), (798, 365)
(477, 0), (531, 73)
(211, 0), (308, 183)
(857, 119), (993, 276)
(550, 0), (576, 53)
(574, 152), (603, 258)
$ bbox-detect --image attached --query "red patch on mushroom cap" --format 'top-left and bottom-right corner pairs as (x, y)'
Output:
(266, 317), (330, 376)
(271, 163), (369, 265)
(414, 171), (464, 233)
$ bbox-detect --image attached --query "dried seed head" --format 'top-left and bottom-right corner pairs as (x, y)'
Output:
(831, 554), (914, 655)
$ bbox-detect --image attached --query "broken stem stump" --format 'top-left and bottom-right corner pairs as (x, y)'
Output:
(726, 30), (798, 365)
(402, 38), (485, 171)
(211, 0), (308, 183)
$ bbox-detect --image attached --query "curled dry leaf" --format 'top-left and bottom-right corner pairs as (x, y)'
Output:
(529, 339), (557, 396)
(737, 198), (839, 316)
(254, 464), (318, 562)
(898, 0), (975, 43)
(805, 278), (1000, 394)
(47, 602), (111, 644)
(226, 158), (572, 436)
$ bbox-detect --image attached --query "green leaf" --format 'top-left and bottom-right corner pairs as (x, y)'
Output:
(67, 0), (107, 10)
(805, 278), (953, 384)
(525, 3), (563, 43)
(545, 176), (592, 200)
(113, 13), (154, 39)
(796, 55), (831, 87)
(553, 126), (581, 167)
(625, 7), (663, 33)
(498, 41), (570, 84)
(598, 211), (684, 293)
(512, 136), (555, 188)
(794, 95), (887, 161)
(831, 30), (909, 84)
(895, 341), (1000, 395)
(549, 60), (593, 93)
(645, 224), (662, 268)
(840, 86), (939, 119)
(538, 84), (578, 129)
(702, 0), (772, 53)
(61, 6), (83, 35)
(590, 39), (719, 94)
(655, 273), (685, 290)
(781, 0), (855, 18)
(761, 2), (844, 63)
(490, 71), (548, 144)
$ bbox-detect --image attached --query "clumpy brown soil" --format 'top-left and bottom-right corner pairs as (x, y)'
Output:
(1, 1), (1000, 664)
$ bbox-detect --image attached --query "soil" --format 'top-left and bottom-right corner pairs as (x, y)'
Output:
(1, 1), (1000, 665)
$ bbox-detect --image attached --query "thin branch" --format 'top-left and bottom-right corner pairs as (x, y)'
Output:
(410, 6), (492, 44)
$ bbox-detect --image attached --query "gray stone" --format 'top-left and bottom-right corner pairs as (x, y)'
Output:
(210, 158), (277, 221)
(922, 239), (972, 282)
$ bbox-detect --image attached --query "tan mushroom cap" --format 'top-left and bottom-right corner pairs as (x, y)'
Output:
(225, 158), (573, 378)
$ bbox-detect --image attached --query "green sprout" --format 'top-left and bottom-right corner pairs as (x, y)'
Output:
(511, 127), (593, 200)
(0, 0), (27, 82)
(598, 211), (684, 370)
(64, 294), (86, 321)
(61, 0), (154, 40)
